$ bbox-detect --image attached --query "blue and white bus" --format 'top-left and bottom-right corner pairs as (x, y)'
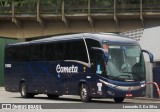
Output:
(4, 33), (153, 103)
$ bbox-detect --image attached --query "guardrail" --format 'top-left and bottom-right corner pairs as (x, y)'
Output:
(15, 6), (36, 14)
(146, 82), (160, 98)
(40, 4), (61, 14)
(143, 4), (160, 12)
(116, 4), (140, 13)
(91, 4), (113, 13)
(65, 4), (88, 14)
(0, 0), (160, 15)
(1, 2), (160, 15)
(0, 6), (12, 15)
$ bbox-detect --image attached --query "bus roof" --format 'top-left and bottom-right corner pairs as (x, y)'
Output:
(7, 33), (138, 46)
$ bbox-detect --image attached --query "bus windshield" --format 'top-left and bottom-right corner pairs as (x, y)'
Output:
(103, 44), (145, 82)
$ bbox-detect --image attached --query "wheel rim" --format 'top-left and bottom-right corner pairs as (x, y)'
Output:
(81, 88), (87, 99)
(21, 85), (26, 96)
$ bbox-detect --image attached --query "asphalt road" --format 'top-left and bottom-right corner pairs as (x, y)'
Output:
(0, 87), (160, 112)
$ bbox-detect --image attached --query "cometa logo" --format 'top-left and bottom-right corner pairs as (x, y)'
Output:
(56, 64), (78, 73)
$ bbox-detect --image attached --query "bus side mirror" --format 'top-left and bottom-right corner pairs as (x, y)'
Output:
(142, 49), (154, 63)
(104, 52), (109, 62)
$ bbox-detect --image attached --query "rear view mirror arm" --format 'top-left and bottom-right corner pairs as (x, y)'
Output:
(142, 49), (154, 63)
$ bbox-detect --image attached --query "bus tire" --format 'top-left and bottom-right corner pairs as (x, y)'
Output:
(20, 83), (34, 98)
(47, 94), (59, 99)
(80, 84), (91, 102)
(114, 97), (124, 103)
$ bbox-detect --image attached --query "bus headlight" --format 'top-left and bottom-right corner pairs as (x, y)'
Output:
(140, 84), (146, 88)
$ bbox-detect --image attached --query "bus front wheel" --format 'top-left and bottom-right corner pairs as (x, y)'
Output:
(20, 83), (34, 98)
(114, 97), (124, 103)
(80, 84), (91, 102)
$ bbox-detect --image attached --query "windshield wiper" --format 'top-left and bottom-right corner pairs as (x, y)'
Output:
(107, 74), (130, 81)
(116, 75), (132, 78)
(107, 74), (144, 81)
(121, 72), (132, 74)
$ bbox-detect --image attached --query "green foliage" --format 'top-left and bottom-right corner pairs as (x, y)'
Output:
(116, 0), (160, 4)
(0, 0), (160, 7)
(0, 0), (12, 7)
(15, 0), (36, 6)
(144, 0), (160, 4)
(117, 0), (140, 4)
(65, 0), (88, 5)
(40, 0), (62, 5)
(93, 0), (113, 5)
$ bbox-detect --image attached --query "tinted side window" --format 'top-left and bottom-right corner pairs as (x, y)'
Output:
(5, 39), (89, 63)
(5, 47), (15, 62)
(5, 45), (30, 62)
(63, 41), (72, 60)
(30, 44), (43, 61)
(85, 39), (101, 63)
(54, 42), (65, 61)
(44, 43), (54, 61)
(70, 39), (88, 63)
(48, 39), (88, 63)
(17, 45), (30, 61)
(44, 42), (65, 61)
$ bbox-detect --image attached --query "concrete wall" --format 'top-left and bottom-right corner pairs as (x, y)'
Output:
(0, 19), (143, 38)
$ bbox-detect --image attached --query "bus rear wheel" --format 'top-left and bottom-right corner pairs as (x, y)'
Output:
(114, 97), (124, 103)
(80, 84), (91, 102)
(20, 83), (34, 98)
(47, 94), (59, 99)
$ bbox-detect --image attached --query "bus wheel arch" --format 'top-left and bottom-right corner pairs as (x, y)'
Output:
(19, 81), (34, 98)
(78, 81), (85, 95)
(19, 80), (26, 92)
(78, 81), (92, 102)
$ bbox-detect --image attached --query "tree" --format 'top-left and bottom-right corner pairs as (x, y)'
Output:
(91, 0), (113, 5)
(0, 0), (12, 7)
